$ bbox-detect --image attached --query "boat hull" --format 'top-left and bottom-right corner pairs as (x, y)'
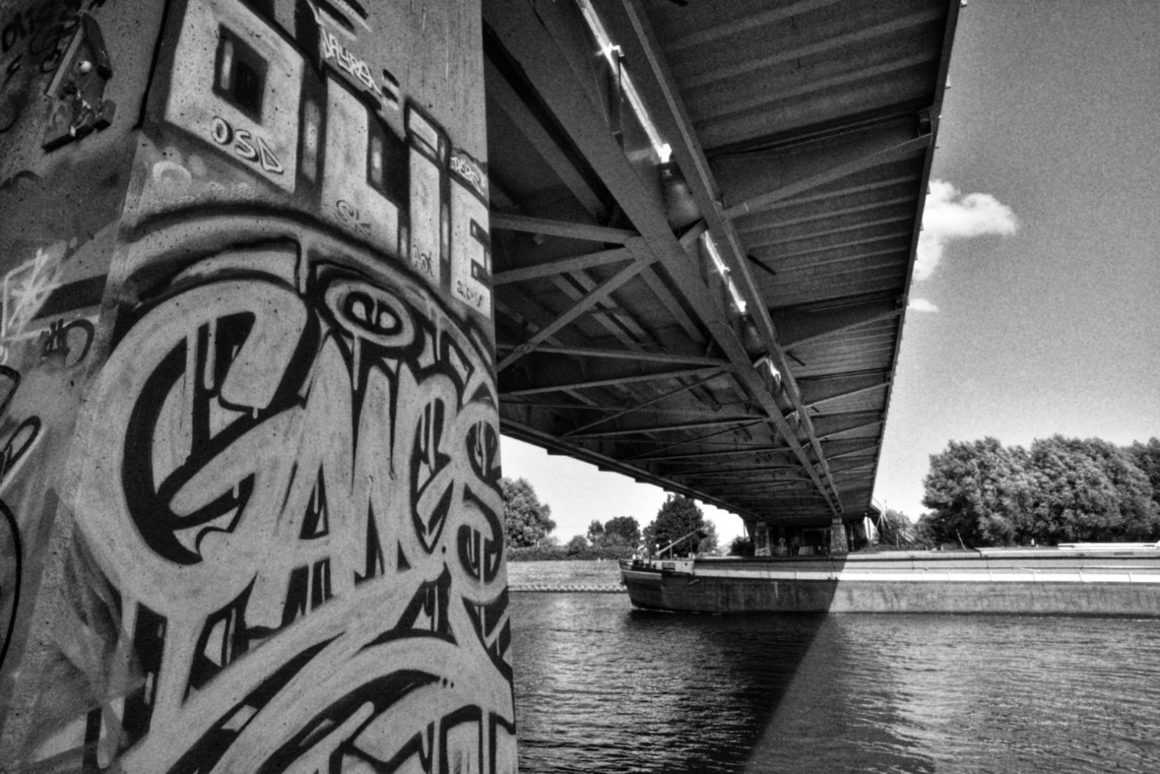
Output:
(621, 549), (1160, 616)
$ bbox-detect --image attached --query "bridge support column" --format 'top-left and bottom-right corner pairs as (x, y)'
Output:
(829, 517), (850, 555)
(0, 1), (514, 771)
(754, 521), (771, 556)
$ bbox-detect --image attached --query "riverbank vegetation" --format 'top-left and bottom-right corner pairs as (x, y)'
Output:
(643, 495), (718, 557)
(506, 510), (645, 562)
(502, 484), (721, 561)
(501, 436), (1160, 558)
(500, 477), (556, 548)
(917, 436), (1160, 547)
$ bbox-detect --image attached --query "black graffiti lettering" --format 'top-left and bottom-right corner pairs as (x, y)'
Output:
(188, 581), (253, 694)
(458, 485), (503, 586)
(1, 1), (89, 99)
(298, 471), (330, 539)
(354, 504), (385, 584)
(0, 0), (511, 766)
(166, 639), (335, 774)
(466, 420), (500, 486)
(233, 128), (257, 161)
(280, 566), (310, 628)
(0, 417), (40, 486)
(77, 259), (508, 763)
(123, 603), (167, 746)
(1, 14), (27, 53)
(122, 315), (261, 565)
(0, 365), (20, 419)
(41, 318), (94, 366)
(310, 558), (332, 609)
(0, 502), (21, 674)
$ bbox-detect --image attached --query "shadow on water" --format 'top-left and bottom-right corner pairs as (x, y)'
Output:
(735, 614), (939, 774)
(513, 590), (1160, 773)
(620, 608), (828, 773)
(510, 590), (938, 773)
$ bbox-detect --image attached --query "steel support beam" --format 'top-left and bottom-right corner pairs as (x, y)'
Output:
(490, 212), (637, 244)
(593, 0), (844, 513)
(609, 0), (849, 510)
(497, 244), (653, 371)
(562, 368), (727, 437)
(568, 415), (764, 439)
(504, 344), (726, 366)
(493, 247), (631, 285)
(485, 57), (607, 218)
(503, 364), (722, 397)
(722, 136), (932, 220)
(487, 0), (842, 516)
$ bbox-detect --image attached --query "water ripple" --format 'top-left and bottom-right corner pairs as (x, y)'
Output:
(512, 594), (1160, 773)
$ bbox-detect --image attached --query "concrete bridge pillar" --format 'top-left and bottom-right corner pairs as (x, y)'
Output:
(754, 520), (771, 556)
(0, 1), (514, 771)
(830, 517), (850, 555)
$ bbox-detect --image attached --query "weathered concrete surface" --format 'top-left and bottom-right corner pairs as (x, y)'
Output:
(0, 1), (514, 771)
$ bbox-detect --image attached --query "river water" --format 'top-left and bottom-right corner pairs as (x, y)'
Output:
(511, 592), (1160, 773)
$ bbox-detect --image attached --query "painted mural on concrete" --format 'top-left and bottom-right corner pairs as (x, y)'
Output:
(0, 0), (512, 771)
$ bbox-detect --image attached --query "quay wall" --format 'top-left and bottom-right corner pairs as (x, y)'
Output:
(626, 570), (1160, 616)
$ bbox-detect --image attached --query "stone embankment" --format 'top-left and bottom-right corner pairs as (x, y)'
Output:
(506, 559), (627, 593)
(511, 584), (625, 593)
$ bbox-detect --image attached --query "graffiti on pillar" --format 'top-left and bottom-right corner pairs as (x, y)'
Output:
(1, 240), (100, 363)
(0, 226), (116, 770)
(133, 0), (493, 319)
(71, 238), (512, 772)
(1, 1), (110, 137)
(754, 521), (771, 557)
(2, 0), (510, 771)
(0, 498), (19, 674)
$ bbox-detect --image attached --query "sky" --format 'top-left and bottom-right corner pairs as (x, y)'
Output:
(500, 0), (1160, 543)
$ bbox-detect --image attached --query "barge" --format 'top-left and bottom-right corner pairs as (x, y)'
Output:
(620, 544), (1160, 616)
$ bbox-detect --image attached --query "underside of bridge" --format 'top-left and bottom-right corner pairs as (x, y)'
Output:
(483, 0), (959, 532)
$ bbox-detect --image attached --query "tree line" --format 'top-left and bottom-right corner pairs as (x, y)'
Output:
(916, 436), (1160, 547)
(499, 478), (718, 560)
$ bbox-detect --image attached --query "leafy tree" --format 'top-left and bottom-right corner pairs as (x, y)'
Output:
(920, 435), (1160, 547)
(1129, 438), (1160, 513)
(586, 519), (605, 543)
(582, 516), (642, 559)
(602, 516), (640, 546)
(914, 513), (940, 548)
(921, 438), (1033, 547)
(565, 534), (588, 556)
(1026, 437), (1158, 543)
(1085, 439), (1159, 540)
(646, 495), (707, 557)
(699, 520), (719, 554)
(729, 535), (754, 556)
(876, 508), (916, 547)
(500, 477), (556, 548)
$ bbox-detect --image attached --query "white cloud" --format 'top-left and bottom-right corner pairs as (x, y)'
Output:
(907, 298), (939, 313)
(915, 179), (1018, 281)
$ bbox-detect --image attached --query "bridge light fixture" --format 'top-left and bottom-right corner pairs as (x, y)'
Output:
(753, 353), (782, 394)
(702, 232), (747, 313)
(578, 0), (672, 164)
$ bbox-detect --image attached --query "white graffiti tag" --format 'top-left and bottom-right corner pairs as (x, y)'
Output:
(75, 250), (512, 773)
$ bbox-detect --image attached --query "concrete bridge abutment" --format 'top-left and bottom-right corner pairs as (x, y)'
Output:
(0, 1), (515, 770)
